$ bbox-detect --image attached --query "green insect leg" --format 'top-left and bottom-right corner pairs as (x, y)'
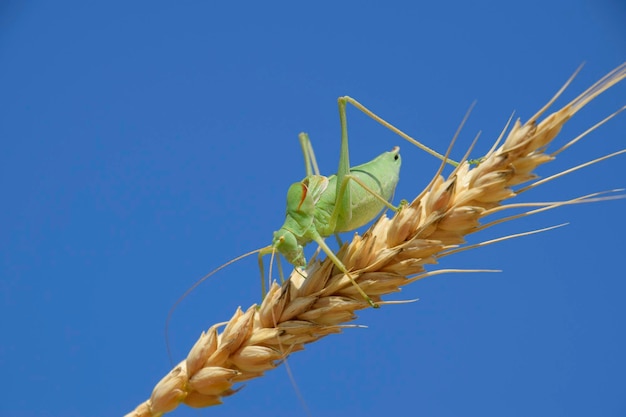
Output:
(298, 132), (320, 177)
(338, 96), (459, 167)
(311, 233), (379, 308)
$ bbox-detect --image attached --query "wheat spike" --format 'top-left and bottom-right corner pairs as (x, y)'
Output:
(125, 63), (626, 417)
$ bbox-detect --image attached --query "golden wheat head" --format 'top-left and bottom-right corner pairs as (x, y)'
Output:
(125, 63), (626, 417)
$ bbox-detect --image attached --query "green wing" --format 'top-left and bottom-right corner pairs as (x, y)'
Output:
(303, 175), (329, 204)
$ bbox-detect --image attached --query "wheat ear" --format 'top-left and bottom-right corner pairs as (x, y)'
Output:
(125, 63), (626, 417)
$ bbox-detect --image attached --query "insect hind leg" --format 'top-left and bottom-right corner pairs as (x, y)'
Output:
(338, 96), (459, 167)
(298, 132), (321, 177)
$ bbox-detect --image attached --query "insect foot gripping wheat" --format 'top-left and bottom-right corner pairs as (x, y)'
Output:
(125, 63), (626, 417)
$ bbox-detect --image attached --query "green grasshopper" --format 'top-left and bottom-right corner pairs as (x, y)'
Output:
(258, 96), (453, 308)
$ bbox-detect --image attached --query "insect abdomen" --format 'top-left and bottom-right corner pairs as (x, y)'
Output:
(317, 149), (401, 235)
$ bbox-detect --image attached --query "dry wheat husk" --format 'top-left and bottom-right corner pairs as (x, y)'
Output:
(125, 63), (626, 417)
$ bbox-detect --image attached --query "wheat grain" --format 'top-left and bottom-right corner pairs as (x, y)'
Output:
(125, 63), (626, 417)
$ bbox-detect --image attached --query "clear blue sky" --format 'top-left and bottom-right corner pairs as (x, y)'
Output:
(1, 2), (625, 417)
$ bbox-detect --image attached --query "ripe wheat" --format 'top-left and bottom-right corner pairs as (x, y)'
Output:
(125, 63), (626, 417)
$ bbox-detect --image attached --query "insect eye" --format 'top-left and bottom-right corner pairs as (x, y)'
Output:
(394, 154), (399, 160)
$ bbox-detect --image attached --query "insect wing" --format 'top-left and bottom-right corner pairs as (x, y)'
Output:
(304, 175), (329, 204)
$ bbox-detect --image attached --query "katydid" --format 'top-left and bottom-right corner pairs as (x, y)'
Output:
(165, 96), (454, 360)
(257, 96), (454, 308)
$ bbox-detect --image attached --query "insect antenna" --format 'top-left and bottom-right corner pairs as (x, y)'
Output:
(264, 249), (314, 417)
(165, 247), (267, 365)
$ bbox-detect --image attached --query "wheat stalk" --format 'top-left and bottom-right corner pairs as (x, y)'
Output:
(125, 63), (626, 417)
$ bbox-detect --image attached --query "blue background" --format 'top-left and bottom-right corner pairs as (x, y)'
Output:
(1, 2), (625, 416)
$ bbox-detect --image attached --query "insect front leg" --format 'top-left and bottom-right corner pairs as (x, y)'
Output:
(258, 247), (273, 299)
